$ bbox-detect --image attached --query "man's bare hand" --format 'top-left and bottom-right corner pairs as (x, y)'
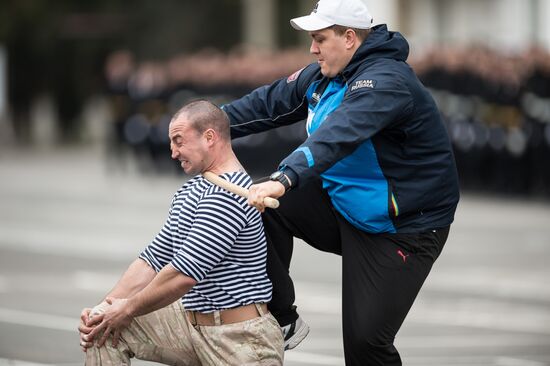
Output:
(87, 297), (133, 348)
(78, 308), (95, 352)
(248, 181), (285, 212)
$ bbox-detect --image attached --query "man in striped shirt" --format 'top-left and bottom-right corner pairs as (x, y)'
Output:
(78, 100), (283, 365)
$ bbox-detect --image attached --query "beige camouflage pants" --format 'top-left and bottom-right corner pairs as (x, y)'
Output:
(85, 301), (283, 366)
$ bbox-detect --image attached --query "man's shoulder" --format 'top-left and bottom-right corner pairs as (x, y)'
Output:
(207, 171), (253, 192)
(222, 171), (253, 188)
(201, 172), (253, 207)
(174, 175), (204, 198)
(198, 172), (258, 224)
(346, 59), (412, 94)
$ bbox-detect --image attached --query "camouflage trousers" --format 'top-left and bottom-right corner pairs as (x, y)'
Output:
(85, 301), (284, 366)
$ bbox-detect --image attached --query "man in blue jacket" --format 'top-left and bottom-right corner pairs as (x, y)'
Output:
(223, 0), (460, 364)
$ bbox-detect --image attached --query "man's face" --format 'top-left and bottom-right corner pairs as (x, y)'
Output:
(169, 116), (209, 175)
(309, 28), (350, 78)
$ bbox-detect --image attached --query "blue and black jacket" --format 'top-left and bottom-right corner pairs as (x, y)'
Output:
(224, 25), (460, 234)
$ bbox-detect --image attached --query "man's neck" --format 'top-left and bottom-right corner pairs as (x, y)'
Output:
(205, 146), (244, 175)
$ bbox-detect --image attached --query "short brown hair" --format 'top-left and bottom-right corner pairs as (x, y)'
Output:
(330, 25), (371, 42)
(172, 100), (230, 141)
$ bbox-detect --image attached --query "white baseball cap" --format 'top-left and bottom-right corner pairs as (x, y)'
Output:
(290, 0), (374, 31)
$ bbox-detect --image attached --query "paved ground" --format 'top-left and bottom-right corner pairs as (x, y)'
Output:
(1, 146), (549, 365)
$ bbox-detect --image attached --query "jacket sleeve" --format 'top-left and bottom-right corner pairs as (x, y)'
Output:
(280, 75), (414, 188)
(224, 63), (320, 138)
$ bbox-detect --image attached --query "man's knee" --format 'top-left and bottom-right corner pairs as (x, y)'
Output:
(343, 319), (402, 366)
(344, 335), (401, 366)
(85, 343), (132, 366)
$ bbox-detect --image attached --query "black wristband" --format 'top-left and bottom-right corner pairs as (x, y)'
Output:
(269, 170), (292, 191)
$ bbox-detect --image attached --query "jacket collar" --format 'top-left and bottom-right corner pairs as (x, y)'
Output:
(340, 24), (410, 80)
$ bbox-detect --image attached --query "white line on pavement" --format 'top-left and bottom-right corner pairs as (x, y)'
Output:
(401, 355), (550, 366)
(0, 307), (76, 332)
(408, 306), (550, 336)
(303, 334), (550, 350)
(294, 280), (550, 336)
(284, 351), (344, 365)
(0, 358), (51, 366)
(397, 334), (550, 349)
(496, 357), (548, 366)
(425, 271), (550, 302)
(72, 270), (120, 292)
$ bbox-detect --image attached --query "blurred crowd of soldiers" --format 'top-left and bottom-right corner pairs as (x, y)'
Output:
(413, 46), (550, 198)
(104, 46), (550, 198)
(103, 48), (312, 175)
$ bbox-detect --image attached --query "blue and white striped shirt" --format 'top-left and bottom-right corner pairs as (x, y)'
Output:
(139, 172), (272, 313)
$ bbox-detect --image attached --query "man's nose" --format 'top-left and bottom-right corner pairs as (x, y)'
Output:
(171, 147), (178, 159)
(310, 40), (319, 54)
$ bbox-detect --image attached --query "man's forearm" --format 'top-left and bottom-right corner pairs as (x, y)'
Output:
(127, 264), (196, 317)
(104, 258), (156, 301)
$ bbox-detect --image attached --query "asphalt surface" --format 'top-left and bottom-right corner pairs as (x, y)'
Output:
(1, 146), (549, 366)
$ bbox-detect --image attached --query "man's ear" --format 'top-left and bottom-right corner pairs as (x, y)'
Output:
(204, 128), (216, 145)
(345, 29), (358, 50)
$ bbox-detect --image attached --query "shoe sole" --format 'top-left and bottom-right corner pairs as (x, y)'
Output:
(284, 322), (310, 351)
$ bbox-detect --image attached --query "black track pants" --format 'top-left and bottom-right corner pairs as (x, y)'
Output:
(263, 178), (449, 366)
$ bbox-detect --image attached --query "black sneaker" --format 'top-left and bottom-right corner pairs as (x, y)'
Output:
(281, 316), (310, 350)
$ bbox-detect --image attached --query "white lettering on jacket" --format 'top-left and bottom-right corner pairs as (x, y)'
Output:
(350, 79), (376, 91)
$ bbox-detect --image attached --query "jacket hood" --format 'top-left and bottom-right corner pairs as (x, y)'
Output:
(342, 24), (410, 80)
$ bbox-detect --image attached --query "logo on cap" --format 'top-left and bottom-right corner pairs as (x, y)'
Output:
(312, 1), (319, 13)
